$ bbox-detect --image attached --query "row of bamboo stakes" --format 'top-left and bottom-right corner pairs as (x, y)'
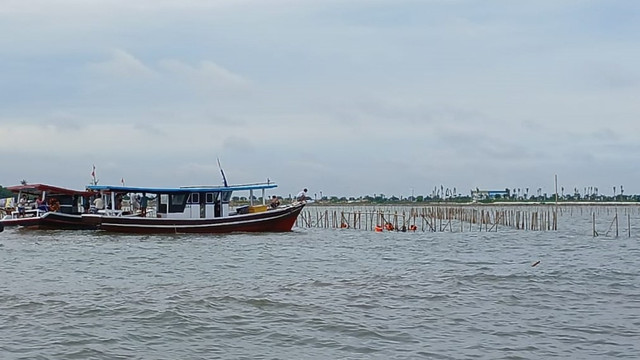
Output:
(294, 205), (640, 237)
(295, 206), (558, 232)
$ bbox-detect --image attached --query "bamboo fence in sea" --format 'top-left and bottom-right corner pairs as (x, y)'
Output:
(294, 204), (640, 237)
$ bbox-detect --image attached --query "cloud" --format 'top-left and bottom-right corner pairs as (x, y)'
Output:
(87, 49), (156, 79)
(84, 49), (251, 94)
(158, 59), (251, 98)
(587, 62), (640, 89)
(222, 135), (257, 154)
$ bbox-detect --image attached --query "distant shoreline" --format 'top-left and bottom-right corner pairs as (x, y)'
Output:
(307, 201), (640, 206)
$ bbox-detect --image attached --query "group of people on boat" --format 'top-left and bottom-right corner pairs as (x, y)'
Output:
(1, 180), (307, 234)
(15, 195), (60, 217)
(268, 188), (308, 209)
(89, 193), (150, 215)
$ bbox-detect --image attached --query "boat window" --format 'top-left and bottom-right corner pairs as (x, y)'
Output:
(220, 191), (232, 202)
(159, 194), (169, 213)
(169, 193), (188, 213)
(171, 194), (186, 206)
(189, 193), (199, 204)
(206, 193), (216, 203)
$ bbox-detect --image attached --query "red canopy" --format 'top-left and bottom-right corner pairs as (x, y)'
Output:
(6, 184), (93, 197)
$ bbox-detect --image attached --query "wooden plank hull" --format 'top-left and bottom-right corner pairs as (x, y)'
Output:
(1, 212), (98, 230)
(95, 203), (305, 234)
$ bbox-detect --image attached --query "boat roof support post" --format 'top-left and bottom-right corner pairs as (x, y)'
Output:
(111, 192), (116, 211)
(250, 190), (254, 206)
(262, 188), (265, 205)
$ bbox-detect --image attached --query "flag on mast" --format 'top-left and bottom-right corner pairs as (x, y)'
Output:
(91, 165), (98, 185)
(121, 178), (125, 186)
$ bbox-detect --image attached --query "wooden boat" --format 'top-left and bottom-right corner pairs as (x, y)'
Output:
(84, 182), (305, 234)
(0, 184), (97, 230)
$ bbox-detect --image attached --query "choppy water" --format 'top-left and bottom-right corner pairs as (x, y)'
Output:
(1, 212), (639, 359)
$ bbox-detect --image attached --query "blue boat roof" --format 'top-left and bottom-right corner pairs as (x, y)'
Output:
(87, 183), (277, 194)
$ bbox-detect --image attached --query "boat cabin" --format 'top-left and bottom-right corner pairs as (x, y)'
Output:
(3, 184), (93, 219)
(86, 183), (277, 219)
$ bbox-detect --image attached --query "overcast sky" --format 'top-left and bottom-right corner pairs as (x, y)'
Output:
(1, 0), (639, 198)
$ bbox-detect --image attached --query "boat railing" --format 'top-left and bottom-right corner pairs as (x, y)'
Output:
(100, 209), (124, 217)
(6, 208), (50, 219)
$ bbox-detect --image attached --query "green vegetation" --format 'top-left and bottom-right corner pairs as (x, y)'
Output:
(230, 192), (640, 206)
(0, 186), (13, 198)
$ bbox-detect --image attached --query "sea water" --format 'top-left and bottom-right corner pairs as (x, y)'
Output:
(1, 212), (639, 359)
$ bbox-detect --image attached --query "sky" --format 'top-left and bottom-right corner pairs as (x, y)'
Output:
(1, 0), (639, 199)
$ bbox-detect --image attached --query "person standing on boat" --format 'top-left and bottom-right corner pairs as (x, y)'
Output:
(93, 195), (104, 212)
(270, 195), (281, 209)
(83, 197), (90, 213)
(132, 195), (140, 212)
(18, 196), (27, 217)
(140, 193), (148, 216)
(296, 188), (308, 202)
(36, 196), (48, 212)
(115, 193), (123, 210)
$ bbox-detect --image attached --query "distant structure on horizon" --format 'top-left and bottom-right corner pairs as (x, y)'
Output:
(471, 189), (509, 201)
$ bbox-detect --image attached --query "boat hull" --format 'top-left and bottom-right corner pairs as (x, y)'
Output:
(1, 212), (98, 230)
(95, 203), (305, 234)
